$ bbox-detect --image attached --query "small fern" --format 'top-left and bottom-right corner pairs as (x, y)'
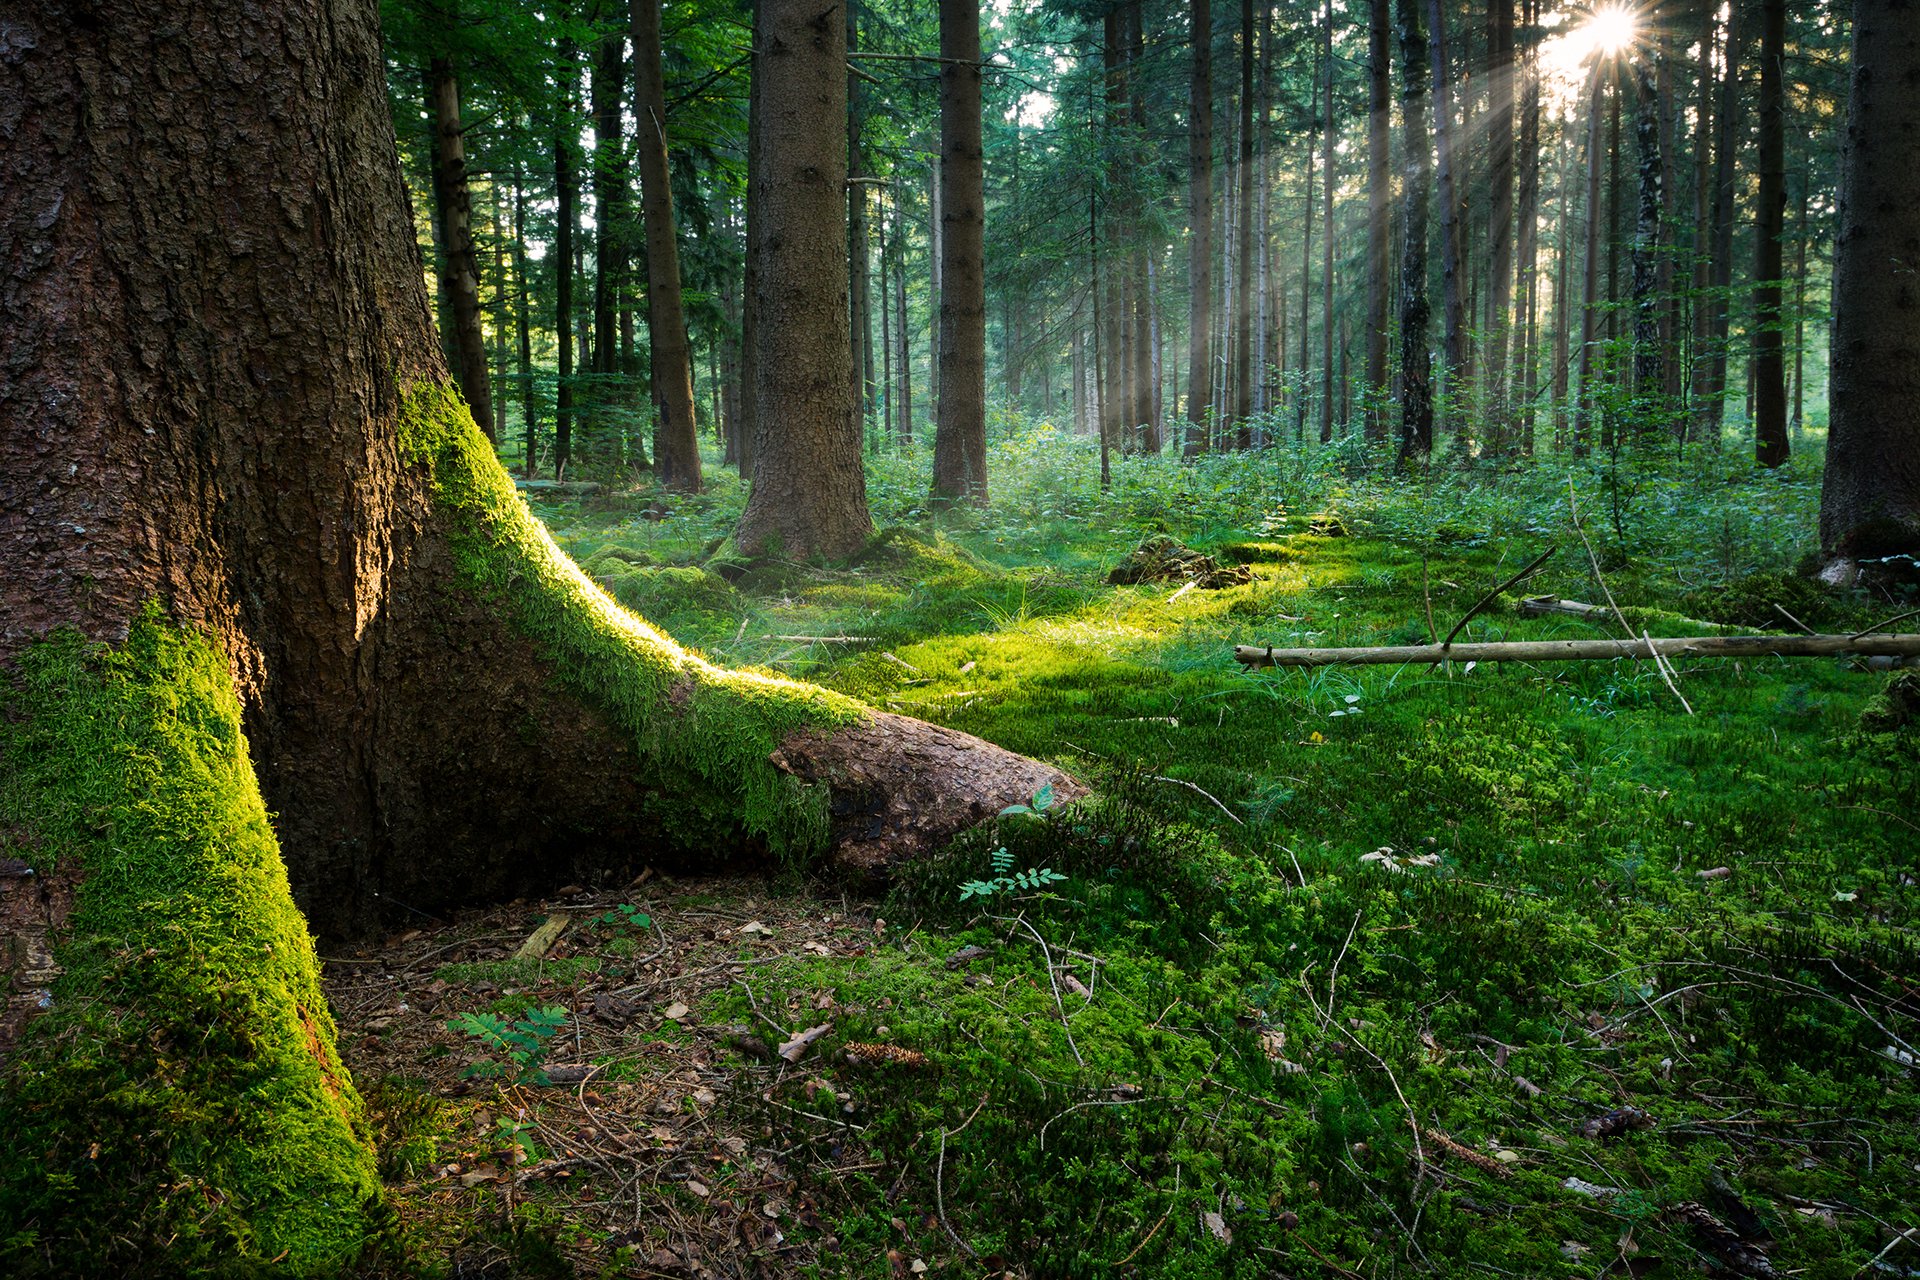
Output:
(959, 846), (1067, 902)
(448, 1005), (571, 1085)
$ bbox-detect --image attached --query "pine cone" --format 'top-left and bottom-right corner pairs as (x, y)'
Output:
(842, 1042), (928, 1068)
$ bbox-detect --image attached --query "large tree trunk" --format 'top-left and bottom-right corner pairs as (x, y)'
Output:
(427, 56), (495, 442)
(931, 0), (987, 505)
(1752, 0), (1790, 468)
(632, 0), (704, 491)
(847, 0), (874, 433)
(1819, 0), (1920, 564)
(1184, 0), (1214, 457)
(1396, 0), (1434, 463)
(0, 0), (1069, 1266)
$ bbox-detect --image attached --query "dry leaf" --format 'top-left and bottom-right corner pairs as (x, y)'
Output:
(776, 1022), (834, 1062)
(687, 1180), (710, 1198)
(662, 1001), (690, 1021)
(1202, 1210), (1232, 1243)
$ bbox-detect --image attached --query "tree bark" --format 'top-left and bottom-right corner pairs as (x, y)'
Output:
(1396, 0), (1434, 462)
(1696, 0), (1741, 443)
(930, 0), (988, 506)
(740, 0), (764, 482)
(1185, 0), (1215, 457)
(1233, 0), (1256, 435)
(1364, 0), (1392, 442)
(738, 0), (875, 554)
(427, 57), (495, 442)
(632, 0), (705, 490)
(847, 0), (875, 432)
(1819, 0), (1920, 562)
(1483, 0), (1515, 454)
(1631, 49), (1668, 435)
(514, 165), (538, 475)
(555, 55), (580, 478)
(1, 0), (1071, 1264)
(1573, 62), (1607, 455)
(1427, 0), (1466, 434)
(1753, 0), (1790, 468)
(1319, 0), (1336, 445)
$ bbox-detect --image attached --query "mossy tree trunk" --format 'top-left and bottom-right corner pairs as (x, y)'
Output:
(0, 1), (1072, 1269)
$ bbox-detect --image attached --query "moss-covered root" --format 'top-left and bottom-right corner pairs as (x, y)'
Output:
(0, 614), (379, 1276)
(396, 380), (1078, 871)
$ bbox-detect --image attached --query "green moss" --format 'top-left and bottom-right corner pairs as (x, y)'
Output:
(0, 611), (380, 1275)
(394, 380), (862, 864)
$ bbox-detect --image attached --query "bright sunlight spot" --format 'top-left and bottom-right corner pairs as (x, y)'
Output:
(1539, 3), (1641, 108)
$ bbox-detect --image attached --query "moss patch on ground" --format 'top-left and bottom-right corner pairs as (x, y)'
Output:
(0, 611), (380, 1276)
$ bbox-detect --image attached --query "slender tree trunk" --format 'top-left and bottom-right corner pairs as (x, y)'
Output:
(554, 58), (579, 478)
(1297, 119), (1314, 443)
(1552, 128), (1575, 449)
(513, 167), (537, 476)
(1686, 0), (1716, 439)
(1753, 0), (1789, 467)
(1364, 0), (1392, 442)
(427, 57), (495, 441)
(1697, 0), (1741, 443)
(1603, 78), (1622, 450)
(1233, 0), (1256, 437)
(589, 31), (626, 388)
(1427, 0), (1465, 438)
(1483, 0), (1515, 454)
(736, 0), (874, 555)
(847, 0), (874, 433)
(1185, 0), (1215, 456)
(1573, 64), (1606, 456)
(1820, 0), (1920, 562)
(931, 0), (987, 505)
(1515, 0), (1541, 453)
(1319, 0), (1335, 445)
(740, 0), (764, 480)
(632, 0), (703, 490)
(1631, 48), (1668, 437)
(879, 197), (894, 441)
(1396, 0), (1433, 462)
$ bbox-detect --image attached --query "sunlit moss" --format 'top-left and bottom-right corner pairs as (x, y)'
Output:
(394, 380), (864, 863)
(0, 611), (380, 1275)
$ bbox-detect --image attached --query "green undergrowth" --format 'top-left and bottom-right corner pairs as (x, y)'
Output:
(396, 380), (861, 862)
(527, 428), (1918, 1276)
(0, 610), (380, 1277)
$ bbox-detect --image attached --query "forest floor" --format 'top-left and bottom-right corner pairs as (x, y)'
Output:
(343, 428), (1920, 1279)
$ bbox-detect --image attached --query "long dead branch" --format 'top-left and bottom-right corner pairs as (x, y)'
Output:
(1233, 633), (1920, 669)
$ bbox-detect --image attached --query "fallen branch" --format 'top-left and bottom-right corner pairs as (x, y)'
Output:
(1233, 633), (1920, 669)
(1441, 546), (1557, 647)
(1520, 595), (1611, 620)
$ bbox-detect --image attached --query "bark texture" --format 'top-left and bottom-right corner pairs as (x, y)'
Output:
(1396, 0), (1434, 462)
(1753, 0), (1790, 467)
(1819, 0), (1920, 561)
(735, 0), (875, 555)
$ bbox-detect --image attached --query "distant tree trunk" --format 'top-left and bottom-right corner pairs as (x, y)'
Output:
(1319, 0), (1335, 445)
(1185, 0), (1214, 457)
(1515, 0), (1542, 453)
(1127, 0), (1155, 450)
(513, 167), (537, 476)
(879, 199), (894, 440)
(1551, 127), (1575, 448)
(632, 0), (703, 490)
(1364, 0), (1391, 442)
(1483, 0), (1515, 454)
(1233, 0), (1256, 437)
(847, 0), (874, 431)
(1696, 0), (1742, 443)
(1572, 64), (1606, 455)
(1603, 78), (1622, 450)
(1819, 0), (1920, 563)
(427, 57), (495, 441)
(1631, 49), (1668, 436)
(589, 31), (626, 388)
(1296, 110), (1315, 442)
(1396, 0), (1434, 462)
(740, 0), (764, 480)
(1427, 0), (1465, 436)
(489, 182), (510, 443)
(897, 195), (913, 444)
(1686, 0), (1716, 439)
(735, 0), (873, 556)
(931, 0), (987, 506)
(1752, 0), (1789, 467)
(554, 59), (579, 478)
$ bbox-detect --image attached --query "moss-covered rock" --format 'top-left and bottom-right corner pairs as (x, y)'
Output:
(0, 613), (380, 1276)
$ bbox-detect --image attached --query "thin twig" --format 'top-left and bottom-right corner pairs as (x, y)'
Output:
(1147, 774), (1243, 825)
(1442, 546), (1558, 648)
(935, 1093), (990, 1260)
(1773, 602), (1817, 635)
(998, 913), (1085, 1067)
(1852, 607), (1920, 640)
(1571, 481), (1693, 714)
